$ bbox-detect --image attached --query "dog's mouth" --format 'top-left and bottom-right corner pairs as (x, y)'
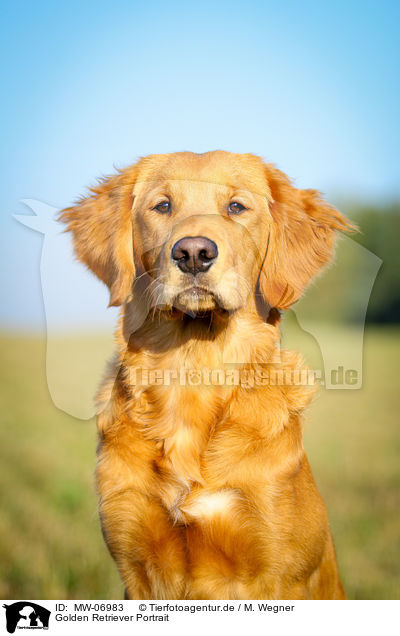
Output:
(173, 286), (218, 315)
(148, 268), (243, 318)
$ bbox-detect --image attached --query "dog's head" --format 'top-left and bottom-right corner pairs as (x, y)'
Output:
(60, 151), (354, 322)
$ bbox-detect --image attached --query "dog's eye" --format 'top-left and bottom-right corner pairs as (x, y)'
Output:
(228, 201), (246, 215)
(153, 201), (171, 214)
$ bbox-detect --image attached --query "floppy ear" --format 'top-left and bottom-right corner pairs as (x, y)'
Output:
(59, 166), (137, 307)
(259, 164), (357, 310)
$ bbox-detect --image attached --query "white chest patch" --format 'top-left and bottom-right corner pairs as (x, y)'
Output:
(179, 489), (242, 522)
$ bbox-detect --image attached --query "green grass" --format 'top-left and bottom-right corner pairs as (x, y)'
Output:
(0, 325), (399, 599)
(301, 327), (400, 600)
(0, 334), (122, 599)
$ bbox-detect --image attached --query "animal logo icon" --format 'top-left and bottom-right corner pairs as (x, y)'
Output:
(2, 602), (50, 633)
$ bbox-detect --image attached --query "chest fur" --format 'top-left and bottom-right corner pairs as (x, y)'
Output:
(130, 380), (229, 519)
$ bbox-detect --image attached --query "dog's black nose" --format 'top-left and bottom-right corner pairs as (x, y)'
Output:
(171, 236), (218, 275)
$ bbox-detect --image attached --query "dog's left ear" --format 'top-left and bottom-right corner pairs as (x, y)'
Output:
(59, 166), (137, 307)
(259, 164), (357, 310)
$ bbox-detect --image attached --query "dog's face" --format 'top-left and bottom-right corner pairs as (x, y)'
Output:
(60, 151), (354, 321)
(132, 153), (272, 315)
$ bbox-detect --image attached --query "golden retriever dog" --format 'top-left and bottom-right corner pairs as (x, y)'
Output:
(60, 151), (354, 599)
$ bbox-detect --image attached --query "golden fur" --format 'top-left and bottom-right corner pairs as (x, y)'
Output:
(60, 151), (354, 599)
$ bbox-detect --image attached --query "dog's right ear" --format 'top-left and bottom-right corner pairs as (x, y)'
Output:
(58, 166), (138, 307)
(259, 163), (357, 309)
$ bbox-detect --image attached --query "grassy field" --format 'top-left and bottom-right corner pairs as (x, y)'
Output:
(0, 325), (399, 599)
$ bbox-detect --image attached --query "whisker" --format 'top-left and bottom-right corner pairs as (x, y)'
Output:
(134, 267), (160, 284)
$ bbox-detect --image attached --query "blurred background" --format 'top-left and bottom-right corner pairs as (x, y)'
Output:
(0, 0), (399, 599)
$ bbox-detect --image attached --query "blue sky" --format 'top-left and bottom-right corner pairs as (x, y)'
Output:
(1, 0), (399, 329)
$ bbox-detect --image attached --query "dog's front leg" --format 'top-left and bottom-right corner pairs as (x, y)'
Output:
(96, 424), (189, 600)
(98, 488), (188, 599)
(179, 488), (280, 599)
